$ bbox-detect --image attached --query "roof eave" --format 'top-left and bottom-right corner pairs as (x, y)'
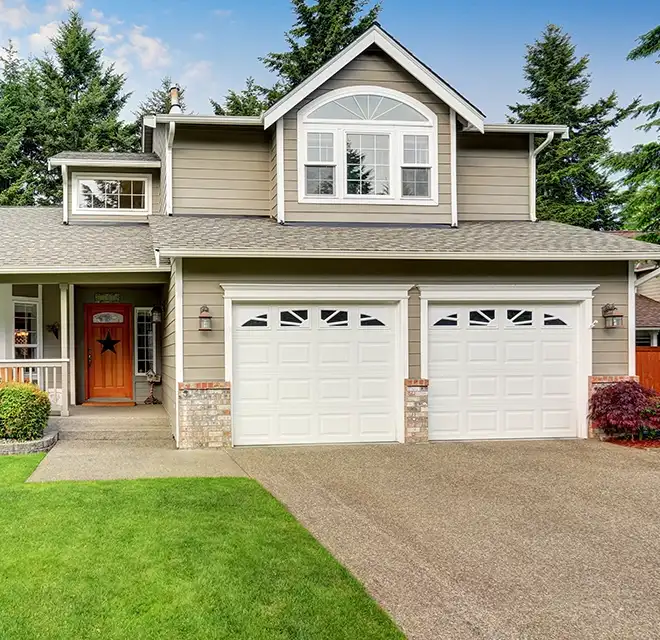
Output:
(477, 124), (570, 139)
(49, 159), (161, 169)
(153, 115), (264, 126)
(0, 265), (170, 274)
(263, 25), (485, 132)
(155, 248), (660, 261)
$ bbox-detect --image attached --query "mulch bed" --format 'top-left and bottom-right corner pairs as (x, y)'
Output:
(607, 439), (660, 449)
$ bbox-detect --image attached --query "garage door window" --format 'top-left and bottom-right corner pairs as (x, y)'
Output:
(506, 309), (533, 327)
(321, 309), (349, 327)
(433, 312), (459, 327)
(360, 312), (386, 327)
(279, 309), (310, 328)
(543, 313), (568, 327)
(241, 313), (269, 328)
(469, 309), (496, 327)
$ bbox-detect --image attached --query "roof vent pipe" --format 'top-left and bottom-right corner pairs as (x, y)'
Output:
(169, 85), (182, 114)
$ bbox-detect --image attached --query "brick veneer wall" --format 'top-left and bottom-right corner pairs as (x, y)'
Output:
(178, 382), (231, 448)
(588, 375), (639, 438)
(404, 379), (429, 444)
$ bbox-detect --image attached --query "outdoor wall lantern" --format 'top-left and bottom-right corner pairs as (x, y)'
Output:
(601, 303), (624, 329)
(199, 305), (213, 331)
(151, 305), (163, 324)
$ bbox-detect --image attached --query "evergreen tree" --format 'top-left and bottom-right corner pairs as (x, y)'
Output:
(134, 76), (186, 121)
(211, 0), (380, 115)
(509, 24), (629, 230)
(608, 26), (660, 241)
(36, 11), (137, 203)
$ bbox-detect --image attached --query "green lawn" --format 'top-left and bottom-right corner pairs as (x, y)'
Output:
(0, 455), (403, 640)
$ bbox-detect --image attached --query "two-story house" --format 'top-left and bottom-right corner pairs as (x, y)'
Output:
(2, 25), (660, 448)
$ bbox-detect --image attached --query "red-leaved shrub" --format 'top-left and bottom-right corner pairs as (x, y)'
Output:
(589, 380), (657, 437)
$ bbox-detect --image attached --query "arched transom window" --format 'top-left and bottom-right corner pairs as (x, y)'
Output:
(298, 86), (438, 204)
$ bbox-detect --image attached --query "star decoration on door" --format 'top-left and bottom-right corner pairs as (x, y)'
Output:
(97, 331), (121, 354)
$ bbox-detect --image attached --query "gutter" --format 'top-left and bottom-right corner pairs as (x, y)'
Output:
(154, 114), (264, 127)
(49, 159), (161, 169)
(529, 131), (555, 222)
(154, 248), (660, 261)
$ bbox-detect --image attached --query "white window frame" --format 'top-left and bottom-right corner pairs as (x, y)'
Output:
(297, 86), (438, 205)
(72, 173), (152, 215)
(134, 307), (156, 377)
(12, 294), (43, 361)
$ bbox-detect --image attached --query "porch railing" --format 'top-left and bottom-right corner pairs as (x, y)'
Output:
(0, 359), (69, 416)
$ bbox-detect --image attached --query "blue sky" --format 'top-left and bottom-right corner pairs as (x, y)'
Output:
(0, 0), (657, 150)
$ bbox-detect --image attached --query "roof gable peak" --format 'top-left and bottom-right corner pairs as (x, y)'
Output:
(263, 24), (485, 131)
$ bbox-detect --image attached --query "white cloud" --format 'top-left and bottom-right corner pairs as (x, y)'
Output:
(88, 19), (122, 43)
(46, 0), (81, 13)
(114, 25), (170, 70)
(213, 9), (232, 18)
(28, 20), (59, 52)
(0, 1), (32, 29)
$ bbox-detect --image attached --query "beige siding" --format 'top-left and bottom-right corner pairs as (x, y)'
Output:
(282, 47), (452, 224)
(408, 286), (421, 377)
(161, 267), (177, 432)
(172, 125), (271, 215)
(639, 276), (660, 302)
(269, 130), (277, 218)
(152, 124), (168, 215)
(182, 261), (224, 381)
(181, 258), (629, 381)
(457, 132), (530, 221)
(66, 166), (161, 222)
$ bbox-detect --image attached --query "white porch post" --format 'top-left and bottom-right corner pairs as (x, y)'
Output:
(68, 284), (76, 405)
(0, 284), (12, 359)
(59, 284), (70, 416)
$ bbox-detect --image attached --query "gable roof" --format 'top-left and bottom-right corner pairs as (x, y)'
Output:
(637, 294), (660, 328)
(0, 207), (165, 273)
(263, 24), (485, 131)
(150, 216), (660, 261)
(49, 152), (161, 168)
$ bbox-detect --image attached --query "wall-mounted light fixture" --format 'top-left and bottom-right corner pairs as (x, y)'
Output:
(151, 305), (163, 324)
(199, 305), (213, 331)
(601, 303), (624, 329)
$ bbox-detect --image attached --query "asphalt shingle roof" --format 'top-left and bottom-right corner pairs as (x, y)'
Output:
(149, 215), (660, 260)
(49, 152), (161, 165)
(0, 207), (160, 272)
(637, 294), (660, 328)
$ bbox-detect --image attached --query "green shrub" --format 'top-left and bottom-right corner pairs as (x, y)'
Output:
(0, 383), (50, 441)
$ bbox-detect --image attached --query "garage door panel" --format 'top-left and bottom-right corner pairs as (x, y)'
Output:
(234, 303), (398, 445)
(429, 303), (579, 441)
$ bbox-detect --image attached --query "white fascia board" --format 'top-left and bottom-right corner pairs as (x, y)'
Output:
(419, 283), (599, 302)
(221, 282), (413, 301)
(156, 248), (660, 261)
(477, 124), (569, 139)
(154, 114), (263, 126)
(264, 26), (485, 132)
(49, 159), (161, 168)
(143, 115), (157, 129)
(0, 265), (171, 274)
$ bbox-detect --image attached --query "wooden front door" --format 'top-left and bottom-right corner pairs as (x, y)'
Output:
(637, 347), (660, 392)
(85, 304), (133, 401)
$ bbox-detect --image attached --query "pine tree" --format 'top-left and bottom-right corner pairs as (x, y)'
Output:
(509, 24), (629, 230)
(134, 76), (186, 121)
(36, 11), (137, 203)
(211, 0), (380, 115)
(0, 43), (46, 205)
(608, 26), (660, 241)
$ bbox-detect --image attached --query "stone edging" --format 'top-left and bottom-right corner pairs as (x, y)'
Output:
(0, 423), (59, 455)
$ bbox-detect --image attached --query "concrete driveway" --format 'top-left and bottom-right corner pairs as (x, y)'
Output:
(230, 441), (660, 640)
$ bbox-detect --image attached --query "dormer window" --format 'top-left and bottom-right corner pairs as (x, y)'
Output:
(73, 174), (152, 214)
(298, 86), (438, 205)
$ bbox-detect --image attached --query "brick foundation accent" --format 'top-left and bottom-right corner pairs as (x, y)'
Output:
(404, 379), (429, 444)
(588, 375), (639, 438)
(178, 382), (231, 448)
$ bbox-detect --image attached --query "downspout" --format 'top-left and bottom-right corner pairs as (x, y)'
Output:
(61, 164), (69, 224)
(166, 122), (175, 216)
(529, 131), (554, 222)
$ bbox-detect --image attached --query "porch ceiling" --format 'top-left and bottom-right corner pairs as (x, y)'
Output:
(0, 207), (167, 274)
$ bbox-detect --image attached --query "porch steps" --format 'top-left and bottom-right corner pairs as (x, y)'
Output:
(50, 407), (173, 444)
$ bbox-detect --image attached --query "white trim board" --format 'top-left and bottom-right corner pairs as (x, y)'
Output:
(264, 25), (485, 132)
(71, 172), (153, 216)
(221, 282), (411, 444)
(174, 259), (184, 446)
(628, 261), (636, 376)
(418, 283), (597, 439)
(276, 119), (285, 223)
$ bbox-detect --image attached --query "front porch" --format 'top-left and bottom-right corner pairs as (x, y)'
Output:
(0, 276), (170, 422)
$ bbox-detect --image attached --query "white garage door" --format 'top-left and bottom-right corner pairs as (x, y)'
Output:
(233, 303), (399, 445)
(428, 303), (578, 440)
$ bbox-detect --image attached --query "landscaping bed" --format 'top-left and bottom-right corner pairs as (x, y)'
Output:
(0, 455), (402, 640)
(0, 382), (53, 455)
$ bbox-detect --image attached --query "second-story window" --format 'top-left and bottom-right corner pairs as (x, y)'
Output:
(74, 175), (151, 214)
(299, 86), (438, 205)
